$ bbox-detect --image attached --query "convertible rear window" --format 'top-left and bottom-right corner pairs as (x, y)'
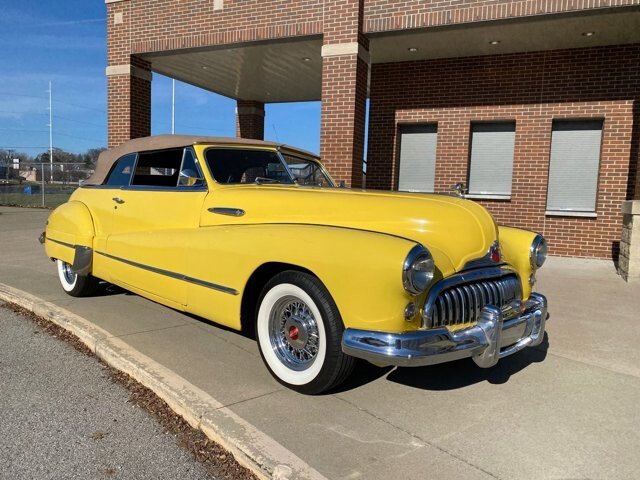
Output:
(205, 148), (293, 185)
(105, 153), (137, 186)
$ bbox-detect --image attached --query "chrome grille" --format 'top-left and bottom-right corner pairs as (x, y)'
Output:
(424, 274), (521, 328)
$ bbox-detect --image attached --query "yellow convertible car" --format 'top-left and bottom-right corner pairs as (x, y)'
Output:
(41, 135), (548, 394)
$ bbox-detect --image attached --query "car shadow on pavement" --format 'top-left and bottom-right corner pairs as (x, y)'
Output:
(93, 282), (128, 297)
(385, 333), (549, 391)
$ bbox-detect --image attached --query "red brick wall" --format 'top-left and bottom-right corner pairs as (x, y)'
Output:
(319, 0), (368, 187)
(235, 100), (265, 140)
(364, 0), (640, 33)
(367, 45), (640, 259)
(319, 54), (368, 187)
(126, 0), (323, 55)
(107, 74), (151, 149)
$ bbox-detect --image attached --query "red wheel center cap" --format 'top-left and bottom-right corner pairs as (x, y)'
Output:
(288, 326), (300, 341)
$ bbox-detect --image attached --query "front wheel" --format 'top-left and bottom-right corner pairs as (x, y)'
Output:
(56, 259), (99, 297)
(256, 271), (355, 394)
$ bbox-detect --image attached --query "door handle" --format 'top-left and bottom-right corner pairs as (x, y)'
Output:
(208, 207), (245, 217)
(112, 197), (125, 204)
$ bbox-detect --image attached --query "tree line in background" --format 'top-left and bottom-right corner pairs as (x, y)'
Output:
(0, 147), (105, 183)
(0, 147), (105, 167)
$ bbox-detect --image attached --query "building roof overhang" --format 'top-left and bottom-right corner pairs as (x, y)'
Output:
(138, 8), (640, 103)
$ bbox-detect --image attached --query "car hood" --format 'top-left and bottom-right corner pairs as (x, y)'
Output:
(201, 185), (499, 273)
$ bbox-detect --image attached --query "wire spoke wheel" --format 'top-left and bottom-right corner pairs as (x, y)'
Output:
(269, 296), (320, 371)
(256, 271), (355, 394)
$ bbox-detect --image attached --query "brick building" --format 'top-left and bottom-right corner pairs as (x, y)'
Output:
(105, 0), (640, 277)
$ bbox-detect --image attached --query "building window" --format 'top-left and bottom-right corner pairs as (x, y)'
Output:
(397, 124), (438, 193)
(467, 122), (516, 199)
(546, 120), (603, 216)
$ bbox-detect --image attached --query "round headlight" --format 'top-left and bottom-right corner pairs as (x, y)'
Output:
(403, 245), (435, 295)
(530, 235), (548, 270)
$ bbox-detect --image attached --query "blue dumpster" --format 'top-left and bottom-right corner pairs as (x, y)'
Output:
(23, 185), (41, 195)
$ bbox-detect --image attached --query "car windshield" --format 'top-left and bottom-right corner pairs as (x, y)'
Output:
(281, 154), (334, 187)
(206, 148), (293, 185)
(205, 148), (334, 187)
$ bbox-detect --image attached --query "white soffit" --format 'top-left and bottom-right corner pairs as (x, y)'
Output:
(370, 10), (640, 64)
(142, 38), (323, 103)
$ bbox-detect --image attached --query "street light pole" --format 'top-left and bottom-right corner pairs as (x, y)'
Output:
(171, 79), (175, 134)
(48, 81), (53, 183)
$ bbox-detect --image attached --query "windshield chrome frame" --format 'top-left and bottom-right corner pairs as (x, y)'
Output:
(277, 149), (336, 188)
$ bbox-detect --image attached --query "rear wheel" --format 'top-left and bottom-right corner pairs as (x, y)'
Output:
(56, 259), (99, 297)
(256, 271), (355, 394)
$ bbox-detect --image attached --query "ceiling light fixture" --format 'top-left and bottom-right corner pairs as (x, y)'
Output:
(201, 66), (209, 70)
(302, 57), (311, 62)
(408, 47), (418, 52)
(582, 31), (595, 37)
(489, 40), (501, 45)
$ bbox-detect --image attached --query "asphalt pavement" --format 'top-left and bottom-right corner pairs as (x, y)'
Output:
(2, 205), (640, 480)
(0, 303), (214, 480)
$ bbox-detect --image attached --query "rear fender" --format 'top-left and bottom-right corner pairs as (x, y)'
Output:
(44, 201), (95, 275)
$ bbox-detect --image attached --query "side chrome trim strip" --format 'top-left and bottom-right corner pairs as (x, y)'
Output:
(95, 251), (238, 296)
(45, 237), (93, 276)
(47, 237), (76, 250)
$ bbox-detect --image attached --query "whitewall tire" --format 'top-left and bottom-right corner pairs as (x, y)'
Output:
(56, 259), (99, 297)
(256, 271), (355, 394)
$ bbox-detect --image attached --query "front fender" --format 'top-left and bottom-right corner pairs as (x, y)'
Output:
(187, 224), (429, 333)
(498, 226), (539, 299)
(44, 201), (95, 273)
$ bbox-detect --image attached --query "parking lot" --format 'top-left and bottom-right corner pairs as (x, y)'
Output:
(1, 205), (639, 479)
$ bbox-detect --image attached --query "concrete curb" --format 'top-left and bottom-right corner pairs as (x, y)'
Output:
(0, 283), (327, 480)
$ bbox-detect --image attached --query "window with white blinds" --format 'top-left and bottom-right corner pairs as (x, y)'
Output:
(397, 124), (438, 193)
(546, 120), (603, 214)
(468, 122), (516, 198)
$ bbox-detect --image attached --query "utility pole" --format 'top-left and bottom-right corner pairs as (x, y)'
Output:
(171, 79), (176, 134)
(48, 81), (53, 182)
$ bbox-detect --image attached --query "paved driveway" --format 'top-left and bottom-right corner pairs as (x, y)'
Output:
(0, 304), (215, 480)
(1, 206), (639, 479)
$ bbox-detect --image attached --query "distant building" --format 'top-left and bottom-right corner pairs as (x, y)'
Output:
(105, 0), (640, 271)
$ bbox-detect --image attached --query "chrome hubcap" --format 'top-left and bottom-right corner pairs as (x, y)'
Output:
(61, 262), (76, 285)
(268, 296), (320, 371)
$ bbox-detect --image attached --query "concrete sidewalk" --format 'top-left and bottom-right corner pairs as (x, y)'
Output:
(2, 205), (640, 479)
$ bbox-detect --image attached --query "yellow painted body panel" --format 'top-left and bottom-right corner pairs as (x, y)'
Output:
(498, 226), (538, 300)
(196, 145), (498, 273)
(43, 142), (543, 335)
(45, 200), (95, 264)
(185, 224), (422, 332)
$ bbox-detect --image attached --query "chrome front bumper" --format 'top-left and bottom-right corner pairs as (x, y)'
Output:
(341, 293), (547, 368)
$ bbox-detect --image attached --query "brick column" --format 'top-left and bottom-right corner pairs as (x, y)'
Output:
(620, 201), (640, 281)
(319, 0), (368, 188)
(236, 100), (265, 140)
(106, 62), (151, 148)
(106, 0), (150, 148)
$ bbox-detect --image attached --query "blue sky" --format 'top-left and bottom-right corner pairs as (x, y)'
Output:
(0, 0), (322, 156)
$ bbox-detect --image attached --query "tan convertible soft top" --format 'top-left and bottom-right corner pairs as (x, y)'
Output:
(85, 134), (318, 185)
